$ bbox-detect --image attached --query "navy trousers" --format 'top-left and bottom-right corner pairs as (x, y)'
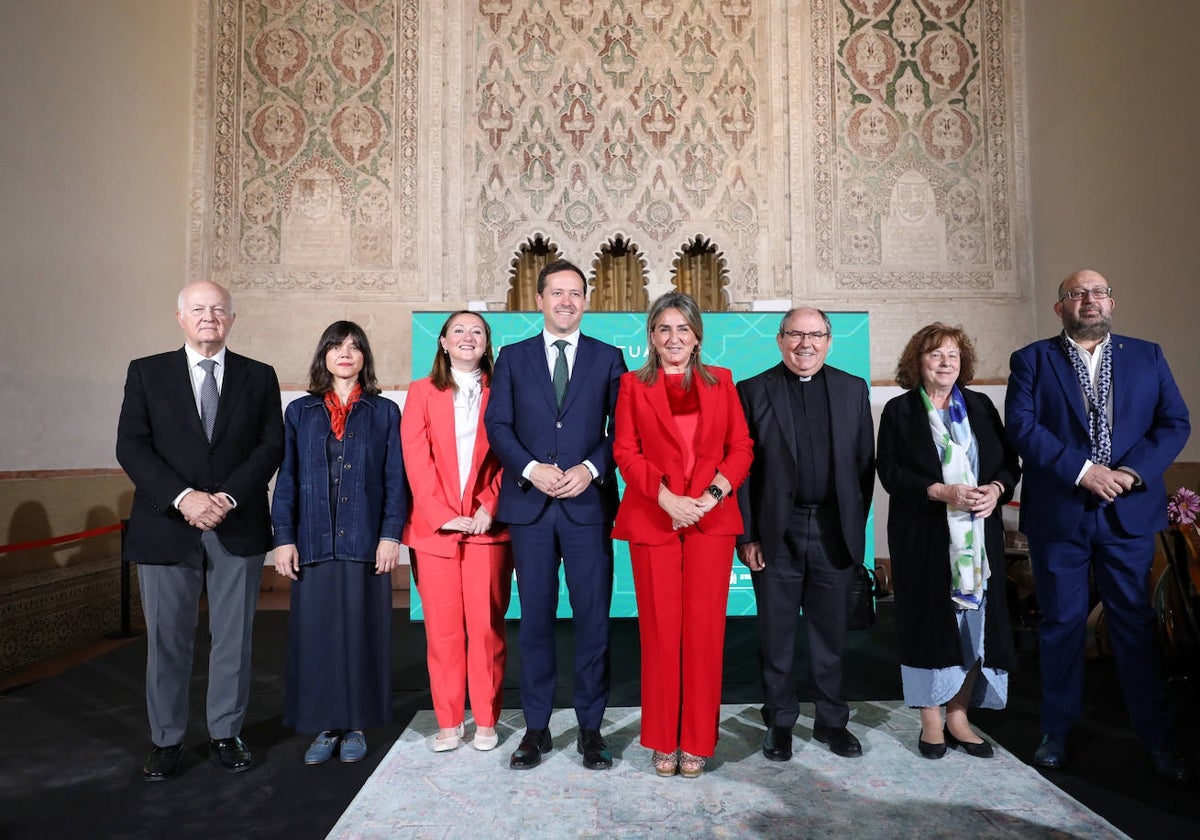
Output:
(509, 503), (613, 731)
(1029, 506), (1169, 746)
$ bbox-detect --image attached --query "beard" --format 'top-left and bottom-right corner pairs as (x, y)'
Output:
(1062, 308), (1112, 342)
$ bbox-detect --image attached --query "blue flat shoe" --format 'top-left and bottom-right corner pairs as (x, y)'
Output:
(339, 730), (368, 763)
(304, 731), (340, 765)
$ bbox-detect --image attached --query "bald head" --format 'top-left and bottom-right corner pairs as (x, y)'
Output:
(1056, 268), (1108, 301)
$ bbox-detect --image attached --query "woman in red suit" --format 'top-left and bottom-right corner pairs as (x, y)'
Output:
(401, 311), (512, 753)
(612, 292), (754, 778)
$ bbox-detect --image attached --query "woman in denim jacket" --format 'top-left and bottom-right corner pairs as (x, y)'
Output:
(271, 321), (407, 765)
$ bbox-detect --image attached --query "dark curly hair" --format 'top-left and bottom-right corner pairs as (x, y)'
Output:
(895, 322), (977, 390)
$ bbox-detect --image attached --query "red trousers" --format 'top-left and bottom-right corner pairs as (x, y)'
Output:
(630, 532), (734, 756)
(415, 542), (513, 728)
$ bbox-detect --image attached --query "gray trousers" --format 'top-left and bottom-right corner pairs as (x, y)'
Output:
(138, 530), (263, 746)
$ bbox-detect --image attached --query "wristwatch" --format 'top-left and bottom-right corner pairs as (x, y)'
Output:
(705, 484), (724, 501)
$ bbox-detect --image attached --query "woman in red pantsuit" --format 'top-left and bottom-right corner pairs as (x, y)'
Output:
(402, 311), (513, 753)
(612, 292), (754, 778)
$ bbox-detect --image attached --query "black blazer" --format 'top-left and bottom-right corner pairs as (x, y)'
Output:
(737, 363), (875, 568)
(877, 387), (1020, 671)
(116, 347), (284, 565)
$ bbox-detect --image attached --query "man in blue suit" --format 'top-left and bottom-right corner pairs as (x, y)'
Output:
(1006, 268), (1191, 781)
(485, 259), (626, 770)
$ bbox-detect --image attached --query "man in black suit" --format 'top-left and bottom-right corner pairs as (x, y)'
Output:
(737, 307), (875, 761)
(116, 280), (284, 781)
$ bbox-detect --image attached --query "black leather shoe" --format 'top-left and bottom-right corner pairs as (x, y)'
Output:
(762, 726), (793, 761)
(813, 724), (862, 758)
(142, 743), (183, 781)
(944, 725), (993, 758)
(209, 736), (254, 773)
(918, 736), (946, 759)
(1033, 734), (1067, 769)
(576, 728), (613, 770)
(1152, 743), (1193, 783)
(509, 728), (552, 770)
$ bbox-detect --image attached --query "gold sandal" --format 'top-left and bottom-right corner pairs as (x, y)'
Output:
(679, 751), (707, 778)
(652, 749), (679, 777)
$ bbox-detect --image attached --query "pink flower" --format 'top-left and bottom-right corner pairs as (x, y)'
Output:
(1167, 487), (1200, 526)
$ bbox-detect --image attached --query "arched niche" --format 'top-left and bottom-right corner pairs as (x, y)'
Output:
(590, 234), (648, 311)
(670, 235), (729, 311)
(506, 234), (564, 310)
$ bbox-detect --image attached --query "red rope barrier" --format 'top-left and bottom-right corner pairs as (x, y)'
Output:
(0, 522), (124, 555)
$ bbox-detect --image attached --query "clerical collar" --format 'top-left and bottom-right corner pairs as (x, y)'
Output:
(788, 366), (823, 384)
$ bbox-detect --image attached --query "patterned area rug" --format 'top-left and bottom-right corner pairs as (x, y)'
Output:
(328, 702), (1127, 839)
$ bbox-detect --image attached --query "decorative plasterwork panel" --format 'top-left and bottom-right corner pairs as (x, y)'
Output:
(462, 0), (780, 306)
(189, 0), (422, 298)
(803, 0), (1027, 295)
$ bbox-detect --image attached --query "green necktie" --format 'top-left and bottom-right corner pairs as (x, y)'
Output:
(552, 339), (569, 409)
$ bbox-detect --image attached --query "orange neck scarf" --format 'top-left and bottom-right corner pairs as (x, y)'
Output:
(324, 384), (363, 440)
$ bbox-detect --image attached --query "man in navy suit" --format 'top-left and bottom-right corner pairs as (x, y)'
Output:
(117, 280), (283, 781)
(485, 259), (626, 770)
(1006, 268), (1191, 781)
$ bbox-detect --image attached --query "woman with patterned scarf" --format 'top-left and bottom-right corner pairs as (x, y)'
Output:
(271, 321), (407, 765)
(878, 323), (1021, 760)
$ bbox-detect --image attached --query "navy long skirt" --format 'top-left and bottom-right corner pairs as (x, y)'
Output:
(283, 559), (393, 733)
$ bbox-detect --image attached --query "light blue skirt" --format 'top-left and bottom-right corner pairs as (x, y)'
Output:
(901, 593), (1008, 709)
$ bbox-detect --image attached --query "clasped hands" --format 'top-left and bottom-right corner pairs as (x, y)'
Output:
(1079, 464), (1136, 504)
(440, 506), (494, 536)
(658, 485), (718, 532)
(179, 490), (231, 531)
(528, 462), (593, 499)
(932, 481), (1001, 518)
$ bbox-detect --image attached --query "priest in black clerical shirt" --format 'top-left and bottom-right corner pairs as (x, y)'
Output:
(736, 307), (876, 762)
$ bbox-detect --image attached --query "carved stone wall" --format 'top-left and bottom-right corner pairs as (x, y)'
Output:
(460, 0), (777, 305)
(190, 0), (422, 299)
(189, 1), (1031, 382)
(805, 0), (1024, 295)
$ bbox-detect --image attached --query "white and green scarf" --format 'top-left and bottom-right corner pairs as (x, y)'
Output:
(921, 385), (989, 610)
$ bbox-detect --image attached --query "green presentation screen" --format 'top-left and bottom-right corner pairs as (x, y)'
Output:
(409, 310), (871, 619)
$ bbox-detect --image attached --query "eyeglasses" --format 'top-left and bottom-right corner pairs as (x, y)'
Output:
(780, 330), (830, 341)
(1059, 287), (1112, 302)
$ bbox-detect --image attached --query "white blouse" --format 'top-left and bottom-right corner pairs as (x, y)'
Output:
(449, 367), (483, 498)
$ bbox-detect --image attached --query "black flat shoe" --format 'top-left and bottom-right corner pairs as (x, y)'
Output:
(918, 736), (947, 759)
(576, 728), (612, 770)
(209, 736), (254, 772)
(142, 742), (183, 781)
(944, 726), (993, 758)
(509, 728), (552, 770)
(762, 726), (793, 762)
